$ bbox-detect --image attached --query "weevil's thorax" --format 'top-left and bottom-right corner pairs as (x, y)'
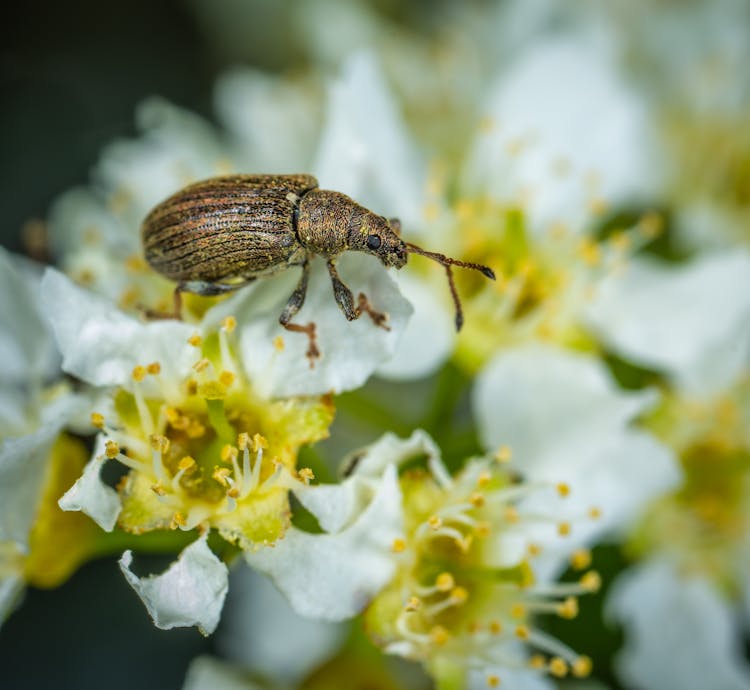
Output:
(297, 190), (407, 267)
(297, 190), (355, 257)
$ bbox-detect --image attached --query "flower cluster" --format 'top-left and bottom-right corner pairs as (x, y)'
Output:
(3, 2), (750, 689)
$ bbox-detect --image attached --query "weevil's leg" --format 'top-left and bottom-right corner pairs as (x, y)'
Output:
(326, 260), (360, 321)
(279, 260), (319, 367)
(356, 292), (391, 331)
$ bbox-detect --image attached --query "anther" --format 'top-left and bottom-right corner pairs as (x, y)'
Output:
(557, 597), (579, 619)
(470, 492), (485, 508)
(193, 358), (210, 373)
(405, 597), (421, 612)
(219, 371), (235, 388)
(527, 543), (542, 557)
(580, 571), (601, 593)
(273, 335), (285, 351)
(477, 471), (492, 487)
(188, 333), (202, 347)
(221, 445), (238, 463)
(391, 538), (407, 553)
(252, 433), (268, 452)
(475, 521), (491, 537)
(572, 656), (593, 678)
(146, 362), (161, 375)
(151, 483), (166, 497)
(436, 572), (455, 592)
(588, 507), (602, 520)
(529, 655), (546, 670)
(221, 316), (237, 333)
(237, 433), (249, 451)
(298, 468), (314, 484)
(132, 365), (146, 382)
(570, 548), (592, 570)
(170, 512), (187, 530)
(486, 675), (500, 688)
(428, 515), (443, 530)
(556, 482), (571, 498)
(495, 445), (512, 463)
(557, 521), (571, 536)
(548, 657), (568, 678)
(212, 467), (231, 486)
(510, 603), (526, 619)
(150, 435), (170, 454)
(430, 626), (450, 646)
(515, 625), (530, 640)
(504, 506), (520, 523)
(450, 587), (469, 604)
(105, 440), (120, 459)
(178, 456), (196, 472)
(489, 620), (503, 635)
(91, 412), (105, 429)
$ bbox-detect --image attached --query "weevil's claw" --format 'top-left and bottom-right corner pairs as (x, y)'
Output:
(282, 321), (320, 368)
(357, 293), (390, 331)
(480, 266), (496, 280)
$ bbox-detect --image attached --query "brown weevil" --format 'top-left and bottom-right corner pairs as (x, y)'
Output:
(142, 174), (494, 363)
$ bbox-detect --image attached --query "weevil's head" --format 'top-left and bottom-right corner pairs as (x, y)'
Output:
(351, 212), (408, 269)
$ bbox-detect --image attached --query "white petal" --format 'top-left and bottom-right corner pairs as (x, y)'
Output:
(40, 269), (195, 389)
(376, 270), (455, 380)
(0, 572), (24, 628)
(0, 424), (60, 547)
(211, 254), (412, 398)
(313, 52), (427, 232)
(183, 656), (261, 690)
(586, 251), (750, 397)
(473, 346), (680, 577)
(215, 68), (320, 173)
(58, 434), (121, 532)
(245, 464), (402, 620)
(608, 557), (750, 690)
(217, 564), (345, 683)
(297, 430), (441, 533)
(464, 36), (659, 234)
(474, 345), (656, 468)
(469, 667), (554, 690)
(0, 248), (58, 385)
(119, 535), (228, 635)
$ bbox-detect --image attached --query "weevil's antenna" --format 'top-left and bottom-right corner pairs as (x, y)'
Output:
(405, 242), (495, 331)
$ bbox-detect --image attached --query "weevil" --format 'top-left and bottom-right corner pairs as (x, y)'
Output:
(142, 174), (494, 364)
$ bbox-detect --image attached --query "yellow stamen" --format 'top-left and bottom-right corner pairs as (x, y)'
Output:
(557, 521), (571, 536)
(298, 467), (314, 483)
(431, 626), (450, 646)
(178, 456), (196, 472)
(170, 512), (187, 530)
(529, 655), (546, 670)
(91, 412), (105, 429)
(477, 471), (492, 487)
(391, 538), (407, 553)
(510, 602), (526, 619)
(504, 506), (520, 523)
(132, 365), (146, 382)
(556, 482), (571, 498)
(273, 335), (285, 351)
(428, 515), (443, 530)
(572, 656), (593, 678)
(146, 362), (161, 375)
(495, 445), (512, 463)
(514, 625), (530, 640)
(588, 507), (602, 520)
(105, 440), (120, 459)
(237, 432), (249, 451)
(487, 675), (500, 688)
(570, 548), (592, 570)
(405, 596), (421, 612)
(188, 333), (202, 347)
(221, 445), (238, 463)
(213, 467), (231, 486)
(150, 435), (170, 454)
(557, 596), (579, 619)
(151, 483), (166, 496)
(219, 371), (235, 388)
(193, 358), (210, 373)
(435, 572), (455, 592)
(222, 316), (237, 333)
(451, 586), (469, 604)
(252, 433), (268, 452)
(489, 620), (502, 635)
(549, 657), (568, 678)
(580, 571), (602, 593)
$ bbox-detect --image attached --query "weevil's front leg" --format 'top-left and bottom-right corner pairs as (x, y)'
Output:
(326, 260), (390, 330)
(279, 260), (319, 367)
(143, 279), (247, 320)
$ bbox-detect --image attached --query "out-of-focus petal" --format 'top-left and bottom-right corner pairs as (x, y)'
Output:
(218, 564), (345, 683)
(586, 251), (750, 397)
(376, 270), (455, 380)
(58, 434), (121, 532)
(313, 52), (427, 233)
(119, 535), (228, 635)
(464, 36), (659, 234)
(245, 464), (402, 620)
(183, 656), (263, 690)
(608, 557), (750, 690)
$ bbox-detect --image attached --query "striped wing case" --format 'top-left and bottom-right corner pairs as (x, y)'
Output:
(142, 174), (318, 282)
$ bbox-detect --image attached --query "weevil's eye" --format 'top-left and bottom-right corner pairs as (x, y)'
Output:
(367, 235), (382, 250)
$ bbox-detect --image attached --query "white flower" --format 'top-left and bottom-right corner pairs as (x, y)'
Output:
(473, 345), (681, 579)
(182, 656), (265, 690)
